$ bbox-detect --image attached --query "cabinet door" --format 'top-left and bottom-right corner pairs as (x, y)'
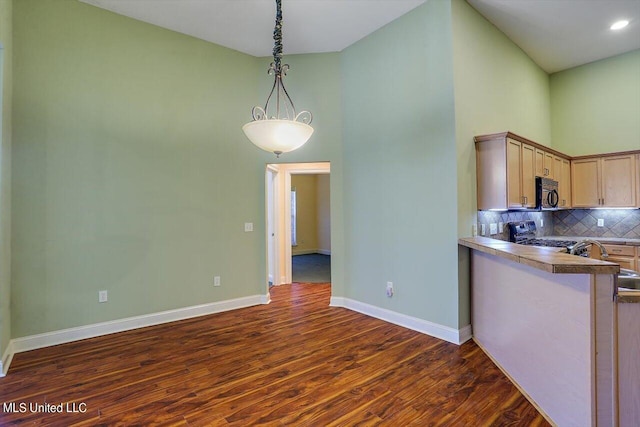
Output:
(572, 158), (600, 207)
(602, 155), (637, 207)
(535, 148), (545, 177)
(607, 256), (636, 271)
(521, 143), (536, 208)
(553, 156), (562, 182)
(637, 154), (640, 208)
(559, 158), (571, 208)
(507, 139), (524, 208)
(544, 152), (555, 179)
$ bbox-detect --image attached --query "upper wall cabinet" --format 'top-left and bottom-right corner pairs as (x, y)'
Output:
(558, 157), (572, 208)
(475, 132), (639, 211)
(535, 148), (556, 179)
(475, 132), (567, 210)
(476, 133), (538, 210)
(572, 154), (637, 208)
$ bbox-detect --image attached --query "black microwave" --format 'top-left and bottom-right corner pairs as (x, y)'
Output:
(536, 177), (559, 210)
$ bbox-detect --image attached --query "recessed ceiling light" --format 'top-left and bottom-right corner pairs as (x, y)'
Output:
(610, 20), (629, 30)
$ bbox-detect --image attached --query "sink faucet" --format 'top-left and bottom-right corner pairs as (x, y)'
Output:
(570, 239), (609, 259)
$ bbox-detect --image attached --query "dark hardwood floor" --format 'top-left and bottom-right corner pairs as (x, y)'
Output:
(0, 283), (549, 426)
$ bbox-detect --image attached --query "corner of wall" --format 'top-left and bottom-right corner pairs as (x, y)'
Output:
(0, 0), (14, 365)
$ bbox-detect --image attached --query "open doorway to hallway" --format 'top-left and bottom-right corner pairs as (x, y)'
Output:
(291, 173), (331, 283)
(265, 162), (330, 290)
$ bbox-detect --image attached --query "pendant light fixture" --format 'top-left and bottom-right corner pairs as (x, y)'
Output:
(242, 0), (313, 157)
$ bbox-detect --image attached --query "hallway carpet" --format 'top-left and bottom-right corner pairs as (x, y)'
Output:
(292, 253), (331, 283)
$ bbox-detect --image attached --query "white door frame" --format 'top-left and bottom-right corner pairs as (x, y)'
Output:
(266, 162), (330, 287)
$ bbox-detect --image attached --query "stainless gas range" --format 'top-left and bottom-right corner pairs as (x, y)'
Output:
(507, 221), (579, 253)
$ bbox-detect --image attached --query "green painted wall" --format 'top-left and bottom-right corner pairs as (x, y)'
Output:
(342, 0), (459, 329)
(451, 0), (551, 326)
(0, 0), (13, 360)
(551, 49), (640, 156)
(11, 0), (343, 337)
(452, 0), (551, 239)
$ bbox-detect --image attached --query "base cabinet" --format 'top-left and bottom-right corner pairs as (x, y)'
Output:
(618, 302), (640, 427)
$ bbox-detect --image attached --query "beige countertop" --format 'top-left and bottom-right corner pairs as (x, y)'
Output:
(459, 236), (620, 275)
(542, 236), (640, 246)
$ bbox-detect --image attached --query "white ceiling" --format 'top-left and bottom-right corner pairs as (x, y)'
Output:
(80, 0), (640, 73)
(79, 0), (428, 57)
(467, 0), (640, 73)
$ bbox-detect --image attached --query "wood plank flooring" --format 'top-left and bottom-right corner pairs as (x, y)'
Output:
(0, 283), (549, 426)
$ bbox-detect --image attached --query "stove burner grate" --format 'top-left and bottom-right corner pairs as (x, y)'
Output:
(517, 238), (577, 248)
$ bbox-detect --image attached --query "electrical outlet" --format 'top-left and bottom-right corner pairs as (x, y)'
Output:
(489, 223), (497, 235)
(98, 290), (108, 303)
(214, 276), (221, 287)
(597, 218), (604, 227)
(386, 281), (394, 298)
(472, 224), (478, 237)
(498, 222), (504, 233)
(480, 224), (487, 236)
(540, 219), (544, 228)
(244, 222), (253, 232)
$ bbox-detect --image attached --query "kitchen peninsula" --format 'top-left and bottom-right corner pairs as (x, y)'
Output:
(459, 236), (620, 426)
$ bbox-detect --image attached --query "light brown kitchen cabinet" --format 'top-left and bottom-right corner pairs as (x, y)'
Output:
(535, 148), (555, 179)
(506, 138), (536, 209)
(572, 154), (637, 208)
(475, 131), (638, 211)
(476, 133), (536, 210)
(552, 156), (562, 182)
(636, 154), (640, 207)
(591, 244), (637, 271)
(558, 158), (571, 208)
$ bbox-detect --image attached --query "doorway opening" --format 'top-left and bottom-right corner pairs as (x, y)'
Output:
(265, 162), (330, 291)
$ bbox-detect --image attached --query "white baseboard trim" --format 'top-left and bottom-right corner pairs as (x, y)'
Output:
(1, 341), (15, 377)
(292, 249), (331, 256)
(330, 297), (472, 345)
(2, 293), (270, 375)
(292, 249), (318, 256)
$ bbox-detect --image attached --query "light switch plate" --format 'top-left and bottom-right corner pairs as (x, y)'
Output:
(489, 223), (497, 235)
(597, 218), (604, 227)
(244, 222), (253, 232)
(98, 290), (108, 303)
(480, 224), (486, 236)
(498, 222), (504, 233)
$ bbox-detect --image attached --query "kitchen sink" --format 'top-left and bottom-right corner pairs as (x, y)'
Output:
(618, 268), (640, 291)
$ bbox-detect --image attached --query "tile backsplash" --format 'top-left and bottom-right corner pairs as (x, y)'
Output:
(553, 209), (640, 239)
(477, 209), (640, 241)
(477, 211), (554, 241)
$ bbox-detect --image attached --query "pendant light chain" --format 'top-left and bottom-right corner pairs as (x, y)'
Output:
(273, 0), (283, 73)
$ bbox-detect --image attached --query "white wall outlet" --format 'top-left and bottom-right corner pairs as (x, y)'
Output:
(386, 281), (394, 298)
(498, 222), (504, 233)
(472, 224), (478, 237)
(244, 222), (253, 232)
(489, 223), (497, 235)
(214, 276), (221, 287)
(597, 218), (604, 227)
(98, 290), (108, 303)
(480, 224), (486, 236)
(540, 219), (544, 228)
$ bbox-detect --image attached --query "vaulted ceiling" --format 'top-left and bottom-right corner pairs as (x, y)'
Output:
(80, 0), (640, 73)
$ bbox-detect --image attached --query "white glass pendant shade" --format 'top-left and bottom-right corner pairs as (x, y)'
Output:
(243, 119), (314, 155)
